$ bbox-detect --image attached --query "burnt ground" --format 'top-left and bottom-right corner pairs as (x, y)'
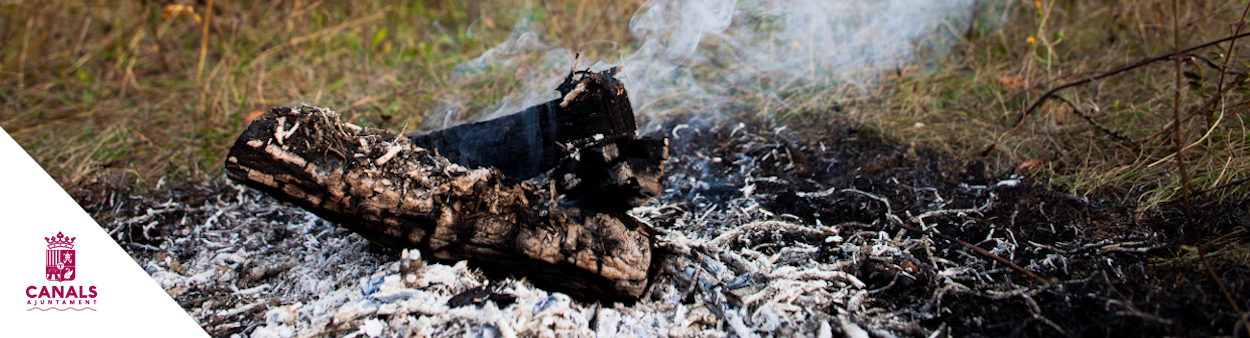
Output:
(71, 118), (1250, 337)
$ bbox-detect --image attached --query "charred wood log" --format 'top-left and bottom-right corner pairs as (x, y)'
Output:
(551, 134), (667, 214)
(408, 67), (665, 212)
(224, 70), (665, 301)
(407, 68), (636, 180)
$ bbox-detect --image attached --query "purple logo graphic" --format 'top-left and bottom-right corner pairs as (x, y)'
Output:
(45, 232), (76, 282)
(26, 231), (97, 312)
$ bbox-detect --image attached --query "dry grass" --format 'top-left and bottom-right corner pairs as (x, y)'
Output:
(0, 0), (643, 184)
(872, 0), (1250, 211)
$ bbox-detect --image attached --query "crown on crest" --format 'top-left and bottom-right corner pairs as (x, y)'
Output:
(45, 232), (75, 250)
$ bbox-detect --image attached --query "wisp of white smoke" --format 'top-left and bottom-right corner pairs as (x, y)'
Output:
(445, 0), (1005, 127)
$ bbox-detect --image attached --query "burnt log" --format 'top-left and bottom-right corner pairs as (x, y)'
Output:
(551, 134), (667, 213)
(407, 68), (636, 180)
(408, 67), (665, 212)
(224, 70), (665, 301)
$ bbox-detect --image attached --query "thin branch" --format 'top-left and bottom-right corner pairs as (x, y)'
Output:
(1210, 4), (1250, 129)
(896, 220), (1048, 285)
(840, 189), (1049, 285)
(1171, 1), (1192, 245)
(1013, 31), (1250, 130)
(1131, 83), (1239, 150)
(1172, 1), (1250, 333)
(1215, 2), (1250, 331)
(983, 30), (1250, 157)
(1050, 95), (1133, 146)
(1191, 175), (1250, 199)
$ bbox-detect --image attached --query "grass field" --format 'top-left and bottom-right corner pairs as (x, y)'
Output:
(0, 0), (646, 184)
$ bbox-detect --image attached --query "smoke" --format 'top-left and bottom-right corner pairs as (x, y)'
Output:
(445, 18), (573, 124)
(444, 0), (1003, 127)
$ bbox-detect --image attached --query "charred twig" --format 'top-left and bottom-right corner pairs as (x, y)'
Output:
(913, 196), (994, 231)
(903, 222), (1047, 285)
(1050, 95), (1133, 147)
(123, 242), (162, 252)
(838, 188), (1049, 284)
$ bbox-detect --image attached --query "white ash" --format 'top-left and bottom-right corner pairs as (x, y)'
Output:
(120, 182), (895, 337)
(92, 123), (1162, 337)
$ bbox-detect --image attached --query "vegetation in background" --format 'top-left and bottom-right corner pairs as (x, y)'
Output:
(0, 0), (644, 184)
(878, 0), (1250, 212)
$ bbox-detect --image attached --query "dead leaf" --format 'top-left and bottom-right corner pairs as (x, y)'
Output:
(1015, 159), (1044, 176)
(996, 75), (1028, 91)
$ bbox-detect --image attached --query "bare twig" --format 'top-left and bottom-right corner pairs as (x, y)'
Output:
(983, 30), (1250, 156)
(839, 189), (1048, 284)
(904, 221), (1048, 285)
(1051, 95), (1132, 146)
(1171, 1), (1250, 332)
(1131, 83), (1238, 150)
(1191, 175), (1250, 198)
(1014, 31), (1250, 130)
(1210, 4), (1250, 129)
(1176, 5), (1250, 205)
(1171, 0), (1193, 276)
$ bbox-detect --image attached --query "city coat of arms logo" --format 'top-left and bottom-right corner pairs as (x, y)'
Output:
(45, 232), (76, 282)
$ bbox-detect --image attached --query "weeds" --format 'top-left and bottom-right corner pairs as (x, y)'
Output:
(872, 1), (1250, 212)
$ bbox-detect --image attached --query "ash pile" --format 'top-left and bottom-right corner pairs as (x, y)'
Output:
(77, 71), (1191, 337)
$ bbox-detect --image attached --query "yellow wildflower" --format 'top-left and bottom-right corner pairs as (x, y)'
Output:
(162, 4), (202, 24)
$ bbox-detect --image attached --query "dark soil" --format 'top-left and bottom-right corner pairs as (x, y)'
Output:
(72, 117), (1250, 337)
(653, 116), (1250, 337)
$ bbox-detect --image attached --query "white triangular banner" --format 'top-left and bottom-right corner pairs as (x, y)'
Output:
(0, 127), (207, 337)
